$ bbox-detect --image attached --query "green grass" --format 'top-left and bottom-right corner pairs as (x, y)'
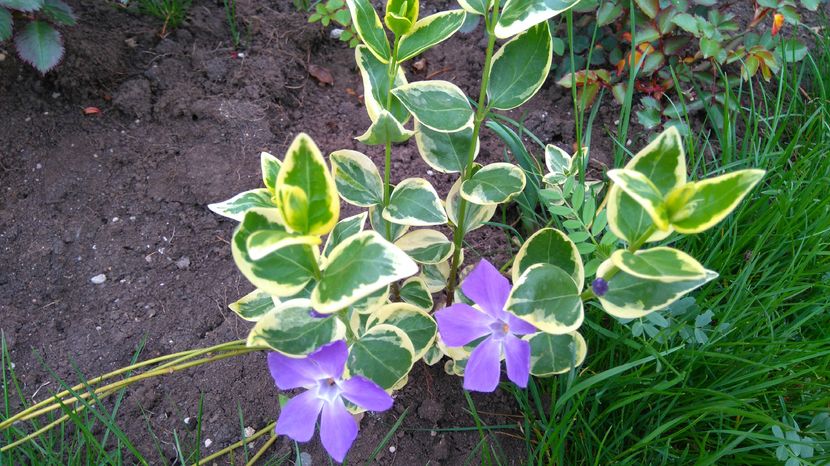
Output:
(503, 28), (830, 466)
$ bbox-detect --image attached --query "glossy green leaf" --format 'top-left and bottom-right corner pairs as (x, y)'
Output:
(445, 177), (496, 232)
(414, 122), (478, 174)
(397, 277), (434, 310)
(495, 0), (580, 39)
(397, 10), (466, 61)
(260, 152), (281, 194)
(487, 21), (552, 110)
(208, 188), (276, 221)
(355, 45), (409, 123)
(460, 162), (527, 205)
(384, 0), (418, 36)
(323, 212), (368, 257)
(369, 303), (437, 358)
(384, 178), (448, 226)
(312, 231), (418, 312)
(611, 247), (707, 283)
(15, 21), (63, 73)
(607, 126), (685, 243)
(668, 169), (765, 234)
(356, 110), (415, 145)
(512, 228), (584, 291)
(229, 289), (276, 322)
(391, 80), (474, 132)
(525, 331), (587, 376)
(330, 149), (383, 207)
(232, 210), (320, 297)
(246, 229), (321, 261)
(596, 259), (718, 319)
(346, 0), (392, 62)
(607, 168), (670, 231)
(41, 0), (76, 25)
(394, 229), (454, 264)
(0, 0), (42, 12)
(247, 300), (346, 355)
(506, 263), (583, 334)
(276, 133), (339, 235)
(347, 324), (415, 389)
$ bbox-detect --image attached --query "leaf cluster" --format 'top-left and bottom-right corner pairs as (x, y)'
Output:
(0, 0), (76, 73)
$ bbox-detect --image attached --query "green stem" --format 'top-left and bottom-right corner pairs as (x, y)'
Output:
(445, 0), (501, 305)
(382, 37), (401, 241)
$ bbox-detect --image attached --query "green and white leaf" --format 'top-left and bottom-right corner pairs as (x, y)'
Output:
(355, 45), (409, 123)
(397, 277), (434, 310)
(232, 209), (320, 297)
(596, 259), (718, 319)
(445, 177), (497, 232)
(351, 285), (390, 314)
(607, 168), (670, 231)
(495, 0), (580, 39)
(323, 212), (368, 257)
(611, 247), (707, 283)
(607, 126), (685, 243)
(506, 263), (583, 334)
(397, 10), (467, 61)
(512, 228), (584, 291)
(246, 229), (321, 261)
(391, 80), (474, 133)
(260, 152), (281, 194)
(369, 205), (409, 242)
(487, 21), (552, 110)
(422, 343), (444, 365)
(525, 331), (587, 376)
(543, 144), (574, 184)
(394, 228), (454, 264)
(384, 178), (448, 226)
(312, 231), (418, 312)
(457, 0), (490, 15)
(247, 300), (346, 355)
(368, 303), (437, 358)
(414, 122), (478, 174)
(356, 110), (414, 145)
(208, 188), (276, 221)
(346, 0), (392, 62)
(229, 289), (276, 322)
(347, 323), (415, 389)
(460, 162), (526, 205)
(421, 260), (451, 293)
(330, 149), (384, 207)
(276, 133), (339, 235)
(667, 169), (765, 234)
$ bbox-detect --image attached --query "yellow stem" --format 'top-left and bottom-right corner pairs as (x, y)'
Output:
(194, 422), (276, 466)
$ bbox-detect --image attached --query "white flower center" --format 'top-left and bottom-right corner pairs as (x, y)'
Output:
(314, 377), (342, 404)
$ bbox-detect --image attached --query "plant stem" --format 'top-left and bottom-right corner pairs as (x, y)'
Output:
(382, 38), (401, 241)
(445, 0), (501, 305)
(194, 422), (276, 466)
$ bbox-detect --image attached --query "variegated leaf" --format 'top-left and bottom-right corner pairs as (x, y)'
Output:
(370, 205), (409, 242)
(512, 228), (584, 291)
(356, 110), (415, 145)
(525, 331), (587, 376)
(384, 178), (448, 226)
(346, 0), (392, 62)
(277, 133), (339, 235)
(611, 247), (707, 283)
(506, 263), (583, 334)
(397, 10), (467, 61)
(397, 277), (434, 310)
(543, 144), (574, 185)
(312, 231), (418, 312)
(414, 122), (478, 174)
(246, 229), (321, 261)
(347, 323), (415, 389)
(391, 80), (474, 133)
(421, 260), (451, 293)
(460, 162), (527, 205)
(330, 149), (384, 207)
(445, 177), (497, 232)
(394, 229), (454, 264)
(487, 21), (552, 110)
(229, 289), (275, 321)
(368, 303), (437, 358)
(208, 188), (276, 222)
(351, 285), (390, 314)
(607, 168), (670, 231)
(355, 45), (409, 123)
(247, 300), (346, 355)
(457, 0), (491, 15)
(495, 0), (581, 38)
(260, 151), (281, 194)
(323, 212), (368, 257)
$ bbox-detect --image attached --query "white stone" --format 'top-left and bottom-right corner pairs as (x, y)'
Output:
(90, 274), (107, 284)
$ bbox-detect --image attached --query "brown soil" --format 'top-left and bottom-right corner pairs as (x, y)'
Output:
(0, 1), (616, 464)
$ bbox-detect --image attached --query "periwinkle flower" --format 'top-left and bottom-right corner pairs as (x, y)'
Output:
(591, 277), (609, 297)
(435, 260), (537, 392)
(268, 340), (393, 462)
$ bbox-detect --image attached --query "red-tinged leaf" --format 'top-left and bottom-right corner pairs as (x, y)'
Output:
(14, 21), (64, 73)
(83, 106), (101, 115)
(308, 63), (334, 85)
(771, 13), (784, 36)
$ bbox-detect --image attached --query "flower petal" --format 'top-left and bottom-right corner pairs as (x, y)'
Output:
(267, 352), (319, 390)
(461, 259), (511, 317)
(503, 334), (531, 388)
(340, 376), (394, 412)
(320, 399), (358, 463)
(309, 340), (348, 379)
(505, 313), (537, 336)
(435, 303), (494, 346)
(463, 336), (502, 392)
(275, 390), (323, 442)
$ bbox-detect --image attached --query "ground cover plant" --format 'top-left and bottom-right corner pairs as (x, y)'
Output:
(1, 0), (828, 464)
(0, 0), (76, 73)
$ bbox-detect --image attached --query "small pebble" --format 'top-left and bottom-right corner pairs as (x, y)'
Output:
(330, 28), (344, 39)
(175, 256), (191, 269)
(90, 274), (107, 284)
(299, 452), (312, 466)
(204, 438), (212, 448)
(389, 446), (396, 453)
(184, 417), (191, 425)
(244, 426), (255, 438)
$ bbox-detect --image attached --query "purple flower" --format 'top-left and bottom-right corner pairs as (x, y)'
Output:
(435, 260), (537, 392)
(591, 277), (609, 297)
(268, 340), (393, 462)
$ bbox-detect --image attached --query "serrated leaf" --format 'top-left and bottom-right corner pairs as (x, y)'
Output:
(209, 189), (276, 222)
(41, 0), (76, 25)
(348, 324), (415, 389)
(369, 303), (437, 358)
(667, 169), (764, 234)
(397, 278), (434, 310)
(512, 228), (584, 291)
(247, 300), (346, 355)
(384, 178), (448, 226)
(330, 149), (383, 207)
(460, 162), (526, 205)
(345, 0), (391, 61)
(487, 21), (552, 110)
(0, 0), (43, 12)
(414, 122), (478, 174)
(323, 212), (367, 257)
(525, 331), (587, 376)
(15, 21), (64, 73)
(355, 45), (409, 123)
(506, 263), (583, 334)
(312, 231), (418, 312)
(391, 80), (473, 132)
(445, 177), (496, 232)
(611, 247), (707, 282)
(397, 10), (466, 61)
(394, 228), (454, 264)
(495, 0), (580, 38)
